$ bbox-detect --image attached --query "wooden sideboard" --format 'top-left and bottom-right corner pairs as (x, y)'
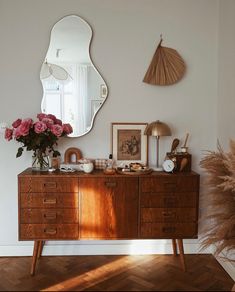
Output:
(18, 169), (200, 275)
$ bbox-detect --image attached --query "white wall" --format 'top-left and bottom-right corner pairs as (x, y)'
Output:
(217, 0), (235, 150)
(217, 0), (235, 278)
(0, 0), (219, 254)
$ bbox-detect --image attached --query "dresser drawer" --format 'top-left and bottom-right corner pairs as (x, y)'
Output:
(20, 209), (79, 224)
(140, 223), (197, 238)
(140, 192), (197, 208)
(20, 193), (79, 208)
(19, 177), (79, 193)
(20, 224), (79, 240)
(140, 176), (199, 193)
(141, 208), (197, 222)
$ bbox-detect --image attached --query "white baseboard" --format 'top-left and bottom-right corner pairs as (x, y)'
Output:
(0, 239), (210, 257)
(214, 254), (235, 281)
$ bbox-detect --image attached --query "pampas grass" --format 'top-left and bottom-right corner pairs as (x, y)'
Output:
(200, 140), (235, 259)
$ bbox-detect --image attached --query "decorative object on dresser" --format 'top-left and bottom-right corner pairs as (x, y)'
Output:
(40, 15), (108, 138)
(112, 123), (148, 167)
(181, 133), (189, 153)
(4, 113), (72, 170)
(95, 158), (108, 170)
(143, 35), (186, 86)
(162, 159), (176, 173)
(64, 147), (82, 164)
(166, 135), (192, 172)
(170, 138), (180, 153)
(144, 120), (171, 171)
(18, 169), (199, 275)
(166, 153), (192, 172)
(200, 140), (235, 258)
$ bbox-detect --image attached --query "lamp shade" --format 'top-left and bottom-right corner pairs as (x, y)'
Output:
(144, 120), (171, 137)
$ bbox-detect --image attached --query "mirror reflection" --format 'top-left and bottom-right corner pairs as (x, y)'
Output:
(40, 15), (108, 137)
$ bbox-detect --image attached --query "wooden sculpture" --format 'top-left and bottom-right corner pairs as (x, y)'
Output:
(64, 147), (82, 164)
(143, 36), (186, 86)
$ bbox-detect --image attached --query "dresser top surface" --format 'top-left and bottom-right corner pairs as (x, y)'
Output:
(18, 168), (199, 178)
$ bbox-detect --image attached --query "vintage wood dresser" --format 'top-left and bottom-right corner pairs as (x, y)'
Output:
(18, 169), (200, 275)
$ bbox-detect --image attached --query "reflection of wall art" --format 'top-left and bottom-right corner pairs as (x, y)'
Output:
(143, 36), (186, 86)
(100, 84), (107, 98)
(112, 123), (148, 166)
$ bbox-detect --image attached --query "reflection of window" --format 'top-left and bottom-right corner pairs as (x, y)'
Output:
(42, 63), (89, 136)
(43, 80), (60, 91)
(42, 79), (73, 125)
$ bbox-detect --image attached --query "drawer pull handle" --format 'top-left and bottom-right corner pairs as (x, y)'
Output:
(44, 228), (57, 235)
(43, 198), (57, 205)
(43, 182), (57, 189)
(164, 183), (177, 190)
(162, 227), (176, 233)
(162, 211), (176, 218)
(44, 213), (57, 220)
(105, 182), (117, 188)
(164, 198), (176, 206)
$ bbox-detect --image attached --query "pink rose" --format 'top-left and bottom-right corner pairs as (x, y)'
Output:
(56, 118), (62, 125)
(63, 123), (73, 134)
(13, 127), (21, 139)
(12, 118), (22, 128)
(4, 128), (13, 141)
(15, 118), (32, 137)
(51, 124), (63, 137)
(37, 113), (47, 121)
(34, 121), (47, 133)
(42, 118), (54, 128)
(47, 114), (57, 122)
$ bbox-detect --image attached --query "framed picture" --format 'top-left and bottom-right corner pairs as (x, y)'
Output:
(112, 123), (148, 166)
(100, 84), (108, 98)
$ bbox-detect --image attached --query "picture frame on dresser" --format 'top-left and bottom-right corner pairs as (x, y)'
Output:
(111, 122), (148, 166)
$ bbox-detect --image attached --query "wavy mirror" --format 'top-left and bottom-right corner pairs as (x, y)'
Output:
(40, 15), (108, 137)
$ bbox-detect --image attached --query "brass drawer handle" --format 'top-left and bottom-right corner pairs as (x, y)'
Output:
(105, 182), (117, 188)
(44, 228), (57, 235)
(43, 182), (57, 189)
(43, 198), (57, 205)
(162, 211), (176, 218)
(162, 227), (176, 233)
(43, 212), (57, 220)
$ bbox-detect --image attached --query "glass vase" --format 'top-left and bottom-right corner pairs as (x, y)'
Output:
(32, 151), (50, 171)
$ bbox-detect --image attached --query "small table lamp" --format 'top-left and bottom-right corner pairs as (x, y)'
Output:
(144, 120), (172, 171)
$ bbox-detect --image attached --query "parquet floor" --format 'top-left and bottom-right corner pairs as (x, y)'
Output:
(0, 254), (233, 291)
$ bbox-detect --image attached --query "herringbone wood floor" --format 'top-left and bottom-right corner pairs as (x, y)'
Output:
(0, 255), (233, 291)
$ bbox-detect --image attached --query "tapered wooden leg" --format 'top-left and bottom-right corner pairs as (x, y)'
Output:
(177, 239), (186, 271)
(31, 241), (39, 276)
(172, 239), (178, 256)
(37, 241), (44, 259)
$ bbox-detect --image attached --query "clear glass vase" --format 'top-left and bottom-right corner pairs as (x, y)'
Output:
(32, 150), (50, 171)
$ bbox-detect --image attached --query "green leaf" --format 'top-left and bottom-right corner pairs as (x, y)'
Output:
(16, 147), (23, 158)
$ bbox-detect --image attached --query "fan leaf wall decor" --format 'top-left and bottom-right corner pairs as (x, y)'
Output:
(143, 38), (186, 86)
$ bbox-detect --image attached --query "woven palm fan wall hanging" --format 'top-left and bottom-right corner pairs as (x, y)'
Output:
(143, 36), (186, 86)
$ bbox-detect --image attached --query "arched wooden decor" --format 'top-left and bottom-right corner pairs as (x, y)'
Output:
(64, 147), (82, 164)
(143, 38), (186, 86)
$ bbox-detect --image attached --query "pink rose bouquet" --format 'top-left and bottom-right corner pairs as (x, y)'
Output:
(4, 114), (73, 164)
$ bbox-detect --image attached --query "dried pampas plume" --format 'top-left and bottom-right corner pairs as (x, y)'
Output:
(200, 140), (235, 259)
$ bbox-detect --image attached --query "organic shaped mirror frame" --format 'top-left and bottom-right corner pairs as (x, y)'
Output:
(40, 15), (108, 137)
